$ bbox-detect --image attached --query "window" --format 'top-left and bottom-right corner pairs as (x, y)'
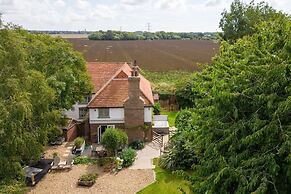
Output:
(79, 107), (88, 119)
(98, 108), (110, 118)
(80, 95), (92, 104)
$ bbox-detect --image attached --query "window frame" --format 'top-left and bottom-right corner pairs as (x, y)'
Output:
(79, 107), (88, 119)
(98, 108), (110, 118)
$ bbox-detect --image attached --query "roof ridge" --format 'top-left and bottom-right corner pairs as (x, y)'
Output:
(88, 62), (128, 107)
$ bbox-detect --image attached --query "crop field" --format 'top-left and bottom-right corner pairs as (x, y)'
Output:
(67, 39), (219, 72)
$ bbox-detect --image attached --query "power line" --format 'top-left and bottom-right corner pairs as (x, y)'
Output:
(147, 22), (151, 32)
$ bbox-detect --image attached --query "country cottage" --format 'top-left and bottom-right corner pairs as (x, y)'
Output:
(64, 61), (154, 142)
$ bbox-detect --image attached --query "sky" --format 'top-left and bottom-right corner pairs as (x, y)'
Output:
(0, 0), (290, 32)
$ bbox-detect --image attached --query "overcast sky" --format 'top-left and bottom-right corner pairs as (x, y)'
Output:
(0, 0), (290, 32)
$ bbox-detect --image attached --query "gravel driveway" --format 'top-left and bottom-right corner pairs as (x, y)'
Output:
(28, 165), (154, 194)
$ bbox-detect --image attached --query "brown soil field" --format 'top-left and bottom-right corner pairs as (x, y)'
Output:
(67, 39), (219, 72)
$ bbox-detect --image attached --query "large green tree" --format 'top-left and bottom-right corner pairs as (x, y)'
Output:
(164, 13), (291, 194)
(0, 26), (92, 188)
(219, 0), (286, 43)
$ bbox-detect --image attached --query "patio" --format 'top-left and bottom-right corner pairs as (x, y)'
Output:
(29, 142), (156, 194)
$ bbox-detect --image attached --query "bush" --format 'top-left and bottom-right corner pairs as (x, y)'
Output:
(0, 181), (27, 194)
(97, 157), (116, 167)
(120, 148), (136, 167)
(97, 157), (118, 172)
(74, 137), (85, 149)
(129, 140), (144, 150)
(78, 173), (98, 187)
(73, 156), (96, 165)
(175, 109), (193, 130)
(79, 173), (98, 182)
(101, 128), (128, 155)
(47, 126), (63, 142)
(153, 102), (161, 115)
(159, 130), (197, 170)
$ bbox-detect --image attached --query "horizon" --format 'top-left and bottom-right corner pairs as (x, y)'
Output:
(1, 0), (290, 32)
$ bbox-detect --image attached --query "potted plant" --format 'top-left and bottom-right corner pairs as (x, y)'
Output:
(78, 173), (98, 187)
(73, 137), (85, 155)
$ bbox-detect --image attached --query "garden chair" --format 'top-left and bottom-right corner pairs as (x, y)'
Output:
(61, 155), (74, 169)
(51, 156), (60, 170)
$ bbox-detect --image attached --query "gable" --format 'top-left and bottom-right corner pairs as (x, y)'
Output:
(87, 62), (154, 108)
(115, 71), (128, 79)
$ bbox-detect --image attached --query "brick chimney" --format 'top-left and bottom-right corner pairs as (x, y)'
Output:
(124, 61), (145, 140)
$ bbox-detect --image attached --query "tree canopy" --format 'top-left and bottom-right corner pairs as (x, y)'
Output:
(0, 25), (92, 186)
(219, 0), (286, 43)
(88, 30), (217, 41)
(164, 8), (291, 194)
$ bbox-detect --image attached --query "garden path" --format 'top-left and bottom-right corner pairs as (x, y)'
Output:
(129, 142), (160, 170)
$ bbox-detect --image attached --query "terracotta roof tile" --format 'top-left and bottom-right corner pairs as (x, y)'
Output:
(87, 62), (126, 93)
(87, 62), (154, 108)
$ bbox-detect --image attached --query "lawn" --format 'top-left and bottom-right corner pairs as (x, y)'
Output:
(161, 111), (178, 127)
(137, 159), (191, 194)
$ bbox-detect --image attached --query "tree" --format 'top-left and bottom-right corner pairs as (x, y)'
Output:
(0, 13), (2, 28)
(219, 0), (285, 43)
(153, 102), (161, 115)
(101, 128), (128, 155)
(0, 26), (92, 189)
(163, 13), (291, 193)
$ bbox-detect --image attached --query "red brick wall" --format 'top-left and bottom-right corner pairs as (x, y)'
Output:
(89, 123), (125, 143)
(124, 76), (145, 128)
(66, 124), (78, 142)
(88, 123), (153, 143)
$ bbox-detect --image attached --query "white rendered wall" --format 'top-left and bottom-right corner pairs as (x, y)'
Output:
(144, 107), (152, 123)
(89, 108), (124, 124)
(64, 103), (87, 121)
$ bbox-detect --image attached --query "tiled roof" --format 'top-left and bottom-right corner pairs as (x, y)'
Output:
(88, 80), (152, 107)
(87, 62), (126, 93)
(87, 62), (154, 108)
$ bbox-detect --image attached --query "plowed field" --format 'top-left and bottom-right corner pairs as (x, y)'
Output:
(67, 39), (219, 72)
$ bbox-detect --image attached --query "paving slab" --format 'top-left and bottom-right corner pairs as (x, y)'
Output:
(129, 143), (160, 170)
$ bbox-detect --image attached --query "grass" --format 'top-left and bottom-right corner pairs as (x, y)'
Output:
(137, 159), (191, 194)
(142, 70), (192, 94)
(161, 111), (178, 127)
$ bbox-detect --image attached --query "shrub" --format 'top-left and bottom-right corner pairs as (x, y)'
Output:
(129, 140), (144, 150)
(73, 156), (96, 165)
(79, 173), (98, 182)
(153, 102), (161, 115)
(101, 128), (128, 155)
(0, 180), (27, 194)
(78, 173), (98, 187)
(74, 137), (85, 149)
(97, 157), (116, 167)
(97, 157), (118, 172)
(120, 148), (136, 167)
(47, 126), (63, 142)
(159, 130), (197, 170)
(175, 109), (193, 130)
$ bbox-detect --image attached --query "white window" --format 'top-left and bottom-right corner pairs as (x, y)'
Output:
(79, 107), (88, 119)
(98, 108), (110, 118)
(80, 95), (92, 104)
